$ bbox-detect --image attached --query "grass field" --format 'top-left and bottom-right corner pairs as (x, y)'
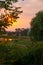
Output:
(0, 37), (43, 65)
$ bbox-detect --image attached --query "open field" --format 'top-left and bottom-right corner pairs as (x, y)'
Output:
(0, 37), (43, 65)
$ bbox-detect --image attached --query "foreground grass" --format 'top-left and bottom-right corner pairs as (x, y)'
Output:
(0, 38), (43, 65)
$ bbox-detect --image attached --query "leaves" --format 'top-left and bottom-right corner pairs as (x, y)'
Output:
(30, 11), (43, 40)
(0, 0), (23, 34)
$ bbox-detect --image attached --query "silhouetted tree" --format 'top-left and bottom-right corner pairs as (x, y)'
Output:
(15, 28), (29, 36)
(15, 28), (21, 36)
(0, 0), (23, 34)
(23, 28), (29, 36)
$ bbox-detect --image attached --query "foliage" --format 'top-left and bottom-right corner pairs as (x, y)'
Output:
(0, 40), (43, 65)
(15, 47), (43, 65)
(30, 11), (43, 41)
(0, 0), (18, 9)
(0, 0), (23, 34)
(15, 28), (29, 36)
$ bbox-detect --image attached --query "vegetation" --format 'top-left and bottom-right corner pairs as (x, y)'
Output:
(30, 11), (43, 41)
(0, 0), (22, 34)
(0, 39), (43, 65)
(0, 1), (43, 65)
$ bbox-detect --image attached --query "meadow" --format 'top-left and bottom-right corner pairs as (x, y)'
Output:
(0, 36), (43, 65)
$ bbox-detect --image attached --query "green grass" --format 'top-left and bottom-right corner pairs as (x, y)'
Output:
(0, 38), (43, 65)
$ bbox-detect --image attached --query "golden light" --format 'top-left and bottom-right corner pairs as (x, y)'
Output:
(6, 15), (13, 22)
(8, 17), (12, 21)
(8, 16), (12, 22)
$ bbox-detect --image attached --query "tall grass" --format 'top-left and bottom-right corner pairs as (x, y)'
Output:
(0, 39), (43, 65)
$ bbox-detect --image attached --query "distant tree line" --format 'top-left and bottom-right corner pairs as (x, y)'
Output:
(3, 28), (29, 36)
(15, 28), (29, 36)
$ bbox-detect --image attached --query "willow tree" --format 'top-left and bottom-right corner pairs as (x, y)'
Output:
(0, 0), (23, 34)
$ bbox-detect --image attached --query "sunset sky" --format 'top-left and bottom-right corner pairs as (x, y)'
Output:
(6, 0), (43, 31)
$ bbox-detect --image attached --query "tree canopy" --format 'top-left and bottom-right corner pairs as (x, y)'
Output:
(0, 0), (23, 34)
(0, 0), (18, 9)
(30, 11), (43, 41)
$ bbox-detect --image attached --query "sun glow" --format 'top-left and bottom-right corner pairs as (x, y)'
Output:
(7, 15), (13, 22)
(8, 17), (12, 22)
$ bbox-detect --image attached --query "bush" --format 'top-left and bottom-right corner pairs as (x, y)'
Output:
(15, 47), (43, 65)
